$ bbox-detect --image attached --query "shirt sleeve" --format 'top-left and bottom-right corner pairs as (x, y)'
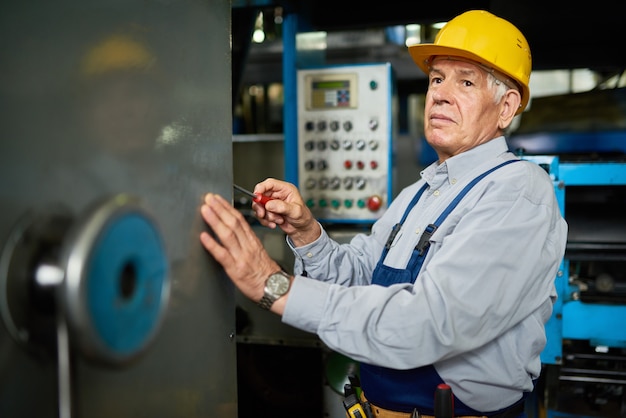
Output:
(283, 161), (568, 370)
(286, 185), (420, 286)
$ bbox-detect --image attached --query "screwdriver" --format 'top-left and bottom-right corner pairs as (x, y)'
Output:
(233, 184), (273, 206)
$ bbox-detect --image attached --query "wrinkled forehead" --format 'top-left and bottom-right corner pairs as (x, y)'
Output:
(429, 56), (487, 74)
(429, 55), (518, 91)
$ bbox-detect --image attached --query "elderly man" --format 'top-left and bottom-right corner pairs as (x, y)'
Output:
(200, 10), (567, 418)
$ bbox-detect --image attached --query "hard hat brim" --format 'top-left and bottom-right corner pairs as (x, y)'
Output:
(408, 43), (530, 114)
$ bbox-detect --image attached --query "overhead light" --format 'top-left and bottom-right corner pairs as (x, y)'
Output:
(252, 29), (265, 43)
(404, 23), (421, 46)
(252, 11), (265, 43)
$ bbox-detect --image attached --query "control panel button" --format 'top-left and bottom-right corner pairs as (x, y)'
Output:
(368, 119), (379, 131)
(367, 195), (383, 212)
(317, 160), (328, 171)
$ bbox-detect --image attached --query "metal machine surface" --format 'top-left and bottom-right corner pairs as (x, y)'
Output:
(0, 1), (235, 417)
(510, 89), (626, 417)
(529, 157), (626, 418)
(294, 63), (397, 224)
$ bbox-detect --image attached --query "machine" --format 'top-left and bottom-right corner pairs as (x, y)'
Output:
(0, 1), (236, 417)
(509, 88), (626, 418)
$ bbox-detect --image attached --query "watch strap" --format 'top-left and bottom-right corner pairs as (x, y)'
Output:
(258, 293), (277, 310)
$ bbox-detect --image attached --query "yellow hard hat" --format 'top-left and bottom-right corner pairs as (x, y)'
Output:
(409, 10), (532, 114)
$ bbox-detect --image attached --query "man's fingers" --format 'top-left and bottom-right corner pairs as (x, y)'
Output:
(199, 230), (232, 266)
(202, 194), (248, 248)
(201, 193), (266, 261)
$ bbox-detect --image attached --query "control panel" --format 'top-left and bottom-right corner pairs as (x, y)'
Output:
(296, 63), (396, 224)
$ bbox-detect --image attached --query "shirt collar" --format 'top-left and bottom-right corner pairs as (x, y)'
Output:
(421, 136), (509, 186)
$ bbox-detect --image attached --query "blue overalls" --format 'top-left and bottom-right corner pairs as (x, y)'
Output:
(360, 159), (523, 416)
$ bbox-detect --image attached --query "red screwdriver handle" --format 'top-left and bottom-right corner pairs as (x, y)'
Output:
(253, 194), (272, 206)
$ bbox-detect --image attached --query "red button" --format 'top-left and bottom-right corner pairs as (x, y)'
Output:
(367, 195), (383, 211)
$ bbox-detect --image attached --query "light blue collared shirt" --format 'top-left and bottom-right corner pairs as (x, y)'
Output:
(282, 136), (568, 411)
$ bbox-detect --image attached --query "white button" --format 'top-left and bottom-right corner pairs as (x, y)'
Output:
(451, 178), (457, 184)
(415, 228), (421, 234)
(306, 252), (313, 258)
(433, 190), (440, 196)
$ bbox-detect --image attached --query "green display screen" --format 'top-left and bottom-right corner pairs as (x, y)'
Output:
(306, 73), (357, 110)
(313, 80), (349, 90)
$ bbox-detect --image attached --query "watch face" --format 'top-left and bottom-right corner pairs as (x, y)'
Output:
(267, 273), (290, 296)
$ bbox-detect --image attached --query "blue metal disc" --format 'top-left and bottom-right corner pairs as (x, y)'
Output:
(84, 211), (168, 358)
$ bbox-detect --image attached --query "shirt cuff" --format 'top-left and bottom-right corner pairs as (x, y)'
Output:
(286, 223), (331, 259)
(282, 275), (328, 333)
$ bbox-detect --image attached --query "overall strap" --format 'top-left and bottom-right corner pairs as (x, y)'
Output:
(381, 183), (429, 257)
(409, 159), (520, 274)
(433, 159), (519, 232)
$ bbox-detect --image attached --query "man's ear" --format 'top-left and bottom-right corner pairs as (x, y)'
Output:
(498, 89), (522, 130)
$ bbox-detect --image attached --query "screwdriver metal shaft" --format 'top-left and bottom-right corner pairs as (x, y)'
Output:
(233, 184), (272, 206)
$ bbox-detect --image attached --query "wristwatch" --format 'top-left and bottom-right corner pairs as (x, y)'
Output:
(258, 270), (291, 310)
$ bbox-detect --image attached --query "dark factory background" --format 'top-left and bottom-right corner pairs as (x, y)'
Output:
(1, 1), (626, 417)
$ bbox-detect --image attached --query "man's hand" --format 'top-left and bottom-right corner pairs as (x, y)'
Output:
(251, 178), (321, 247)
(199, 193), (284, 308)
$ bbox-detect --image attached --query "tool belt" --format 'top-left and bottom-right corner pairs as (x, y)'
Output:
(361, 394), (525, 418)
(343, 374), (524, 418)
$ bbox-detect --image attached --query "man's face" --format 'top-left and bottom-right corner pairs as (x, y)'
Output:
(423, 57), (503, 162)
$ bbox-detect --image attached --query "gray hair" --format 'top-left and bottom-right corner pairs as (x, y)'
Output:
(487, 72), (511, 104)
